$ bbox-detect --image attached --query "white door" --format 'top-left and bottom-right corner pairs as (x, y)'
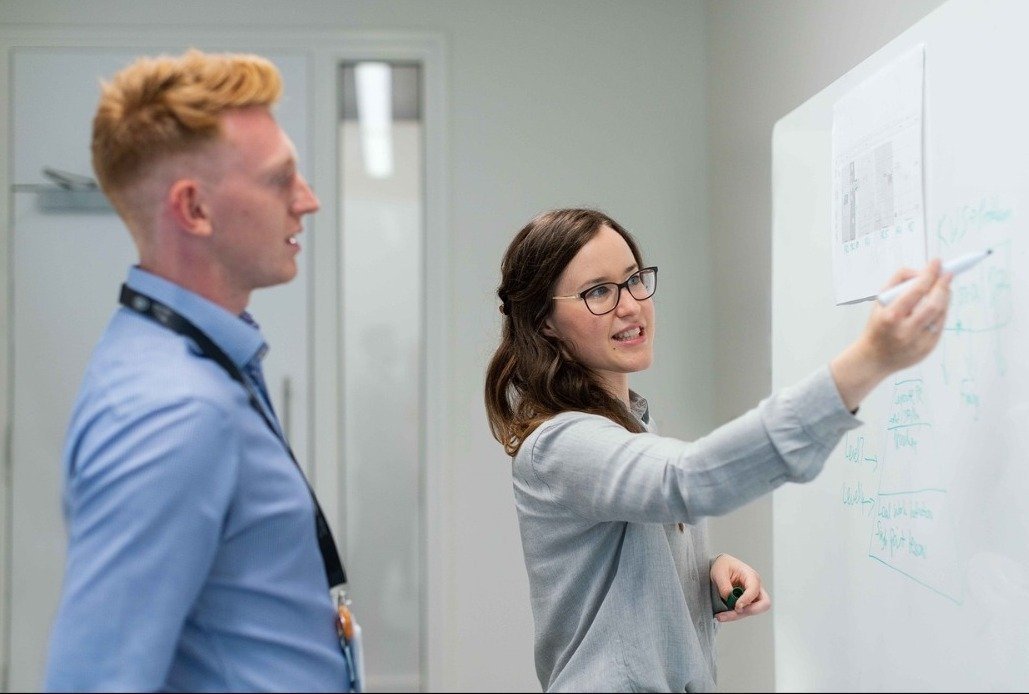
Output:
(7, 47), (310, 691)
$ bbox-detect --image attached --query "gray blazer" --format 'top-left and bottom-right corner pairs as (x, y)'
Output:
(512, 367), (859, 692)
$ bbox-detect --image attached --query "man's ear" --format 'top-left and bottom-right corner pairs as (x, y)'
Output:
(168, 179), (212, 237)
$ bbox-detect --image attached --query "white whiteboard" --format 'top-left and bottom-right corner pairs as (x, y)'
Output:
(771, 0), (1029, 690)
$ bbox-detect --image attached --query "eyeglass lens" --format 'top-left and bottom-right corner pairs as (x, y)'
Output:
(584, 268), (657, 315)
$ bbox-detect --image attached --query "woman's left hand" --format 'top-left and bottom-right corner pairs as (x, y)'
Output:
(710, 553), (771, 623)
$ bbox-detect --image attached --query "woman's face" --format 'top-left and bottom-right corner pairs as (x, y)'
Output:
(543, 225), (655, 400)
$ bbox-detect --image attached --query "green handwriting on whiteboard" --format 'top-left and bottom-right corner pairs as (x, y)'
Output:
(936, 196), (1011, 246)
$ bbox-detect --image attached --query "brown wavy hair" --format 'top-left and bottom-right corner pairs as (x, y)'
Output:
(485, 208), (648, 456)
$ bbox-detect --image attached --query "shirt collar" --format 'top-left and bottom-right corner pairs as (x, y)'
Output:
(126, 267), (267, 369)
(628, 390), (650, 425)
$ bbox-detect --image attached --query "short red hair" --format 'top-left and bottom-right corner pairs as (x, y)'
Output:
(91, 49), (282, 208)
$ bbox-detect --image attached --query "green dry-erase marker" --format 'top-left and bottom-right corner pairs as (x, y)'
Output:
(723, 586), (744, 610)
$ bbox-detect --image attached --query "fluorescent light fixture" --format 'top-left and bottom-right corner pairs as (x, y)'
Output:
(354, 62), (394, 179)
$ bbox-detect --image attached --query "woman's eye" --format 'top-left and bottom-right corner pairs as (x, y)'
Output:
(585, 285), (612, 300)
(627, 274), (642, 287)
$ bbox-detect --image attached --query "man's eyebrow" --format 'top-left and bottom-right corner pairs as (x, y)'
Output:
(577, 263), (639, 290)
(264, 141), (300, 175)
(263, 155), (297, 178)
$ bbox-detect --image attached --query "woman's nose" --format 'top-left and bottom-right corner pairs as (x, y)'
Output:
(614, 287), (642, 316)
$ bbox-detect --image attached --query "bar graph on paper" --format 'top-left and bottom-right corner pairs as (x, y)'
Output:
(832, 44), (926, 304)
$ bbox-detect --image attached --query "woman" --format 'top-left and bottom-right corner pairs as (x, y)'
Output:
(484, 208), (950, 692)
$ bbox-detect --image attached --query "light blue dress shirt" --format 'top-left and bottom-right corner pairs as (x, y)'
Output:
(45, 267), (349, 692)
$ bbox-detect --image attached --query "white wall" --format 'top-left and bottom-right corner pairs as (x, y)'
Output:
(0, 1), (710, 691)
(1, 1), (955, 691)
(704, 1), (945, 691)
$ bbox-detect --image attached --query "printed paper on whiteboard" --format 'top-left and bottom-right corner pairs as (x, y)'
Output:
(832, 45), (926, 304)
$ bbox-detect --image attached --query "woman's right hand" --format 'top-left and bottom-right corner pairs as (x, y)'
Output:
(830, 259), (952, 412)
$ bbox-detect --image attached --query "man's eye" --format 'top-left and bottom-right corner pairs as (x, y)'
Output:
(273, 171), (296, 187)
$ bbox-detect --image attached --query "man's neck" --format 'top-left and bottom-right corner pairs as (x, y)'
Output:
(137, 261), (249, 315)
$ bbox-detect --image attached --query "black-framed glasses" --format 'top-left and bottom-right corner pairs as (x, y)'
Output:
(552, 266), (658, 316)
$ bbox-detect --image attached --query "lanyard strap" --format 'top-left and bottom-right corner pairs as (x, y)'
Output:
(119, 283), (348, 587)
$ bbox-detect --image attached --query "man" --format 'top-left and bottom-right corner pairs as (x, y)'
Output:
(44, 50), (352, 691)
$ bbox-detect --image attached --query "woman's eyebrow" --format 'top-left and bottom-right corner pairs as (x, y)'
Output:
(577, 263), (639, 290)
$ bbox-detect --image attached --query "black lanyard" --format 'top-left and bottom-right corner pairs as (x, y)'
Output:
(119, 283), (347, 587)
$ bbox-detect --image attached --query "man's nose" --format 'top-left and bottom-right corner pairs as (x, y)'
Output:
(294, 173), (320, 214)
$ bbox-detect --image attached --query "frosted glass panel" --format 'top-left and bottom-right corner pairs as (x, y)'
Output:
(339, 62), (423, 693)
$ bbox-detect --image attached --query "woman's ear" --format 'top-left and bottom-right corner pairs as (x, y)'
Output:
(541, 318), (558, 339)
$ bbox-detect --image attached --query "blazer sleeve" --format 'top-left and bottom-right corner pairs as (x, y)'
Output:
(517, 366), (861, 524)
